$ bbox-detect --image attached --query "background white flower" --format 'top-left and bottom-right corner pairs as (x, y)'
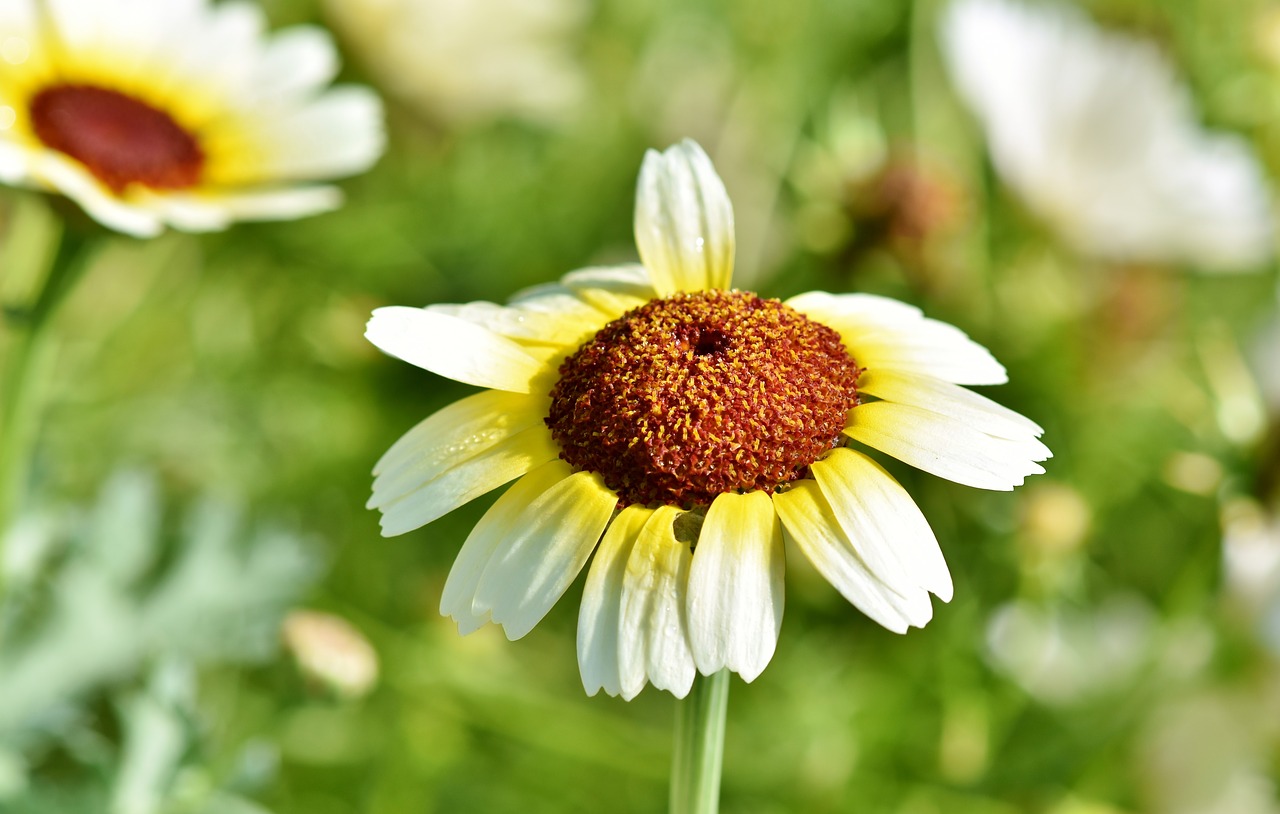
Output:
(940, 0), (1275, 271)
(324, 0), (586, 127)
(0, 0), (384, 237)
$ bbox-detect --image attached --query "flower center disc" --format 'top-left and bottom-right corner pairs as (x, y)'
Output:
(30, 85), (204, 192)
(547, 291), (861, 507)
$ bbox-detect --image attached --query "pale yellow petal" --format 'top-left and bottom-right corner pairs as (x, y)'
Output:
(438, 460), (574, 632)
(365, 306), (548, 393)
(372, 389), (547, 487)
(578, 505), (653, 697)
(845, 401), (1048, 490)
(634, 140), (735, 295)
(773, 480), (933, 632)
(809, 448), (952, 601)
(619, 505), (696, 700)
(473, 469), (618, 640)
(686, 491), (784, 681)
(787, 291), (1007, 385)
(858, 369), (1043, 438)
(375, 426), (560, 537)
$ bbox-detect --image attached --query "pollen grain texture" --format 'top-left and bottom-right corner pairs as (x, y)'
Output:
(547, 290), (861, 508)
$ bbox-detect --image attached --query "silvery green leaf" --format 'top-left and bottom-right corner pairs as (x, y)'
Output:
(84, 470), (161, 589)
(110, 663), (195, 814)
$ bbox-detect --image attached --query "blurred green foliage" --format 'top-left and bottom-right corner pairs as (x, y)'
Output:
(3, 0), (1280, 812)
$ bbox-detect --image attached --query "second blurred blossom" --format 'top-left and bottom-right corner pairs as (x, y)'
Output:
(324, 0), (587, 128)
(940, 0), (1274, 272)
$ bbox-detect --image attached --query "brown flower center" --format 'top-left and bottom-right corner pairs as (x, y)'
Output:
(30, 84), (204, 193)
(546, 290), (861, 508)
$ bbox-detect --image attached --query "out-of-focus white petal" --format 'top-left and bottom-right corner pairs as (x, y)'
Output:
(365, 306), (549, 393)
(34, 152), (165, 237)
(634, 140), (735, 295)
(686, 492), (784, 681)
(810, 448), (953, 601)
(251, 26), (340, 101)
(578, 505), (652, 697)
(940, 0), (1274, 271)
(472, 468), (617, 640)
(773, 481), (933, 632)
(845, 401), (1049, 491)
(218, 86), (385, 183)
(787, 291), (1007, 386)
(618, 506), (696, 700)
(129, 184), (346, 232)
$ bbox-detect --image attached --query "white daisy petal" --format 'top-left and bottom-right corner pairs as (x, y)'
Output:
(687, 492), (784, 682)
(810, 448), (953, 601)
(137, 186), (344, 229)
(472, 468), (617, 640)
(426, 300), (601, 348)
(439, 460), (573, 634)
(787, 291), (925, 323)
(578, 506), (652, 698)
(845, 401), (1049, 491)
(560, 264), (659, 315)
(35, 153), (165, 238)
(375, 426), (560, 537)
(619, 506), (696, 700)
(252, 26), (339, 102)
(634, 140), (735, 295)
(858, 369), (1043, 439)
(370, 389), (549, 505)
(787, 292), (1007, 385)
(773, 481), (933, 632)
(225, 86), (385, 182)
(365, 306), (548, 393)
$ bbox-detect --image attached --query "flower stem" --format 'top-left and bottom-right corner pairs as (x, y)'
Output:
(670, 669), (730, 814)
(0, 199), (84, 560)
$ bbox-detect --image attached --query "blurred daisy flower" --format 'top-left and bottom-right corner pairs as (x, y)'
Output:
(324, 0), (585, 127)
(366, 141), (1049, 700)
(940, 0), (1274, 272)
(0, 0), (383, 237)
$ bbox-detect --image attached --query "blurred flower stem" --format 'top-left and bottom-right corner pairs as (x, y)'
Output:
(0, 198), (88, 559)
(670, 669), (730, 814)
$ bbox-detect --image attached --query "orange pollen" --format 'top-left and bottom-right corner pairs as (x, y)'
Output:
(30, 84), (204, 193)
(546, 290), (862, 508)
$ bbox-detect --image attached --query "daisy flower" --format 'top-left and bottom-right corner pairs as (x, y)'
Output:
(0, 0), (383, 237)
(366, 141), (1048, 700)
(940, 0), (1274, 272)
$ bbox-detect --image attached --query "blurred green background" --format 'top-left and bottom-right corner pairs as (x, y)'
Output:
(3, 0), (1280, 812)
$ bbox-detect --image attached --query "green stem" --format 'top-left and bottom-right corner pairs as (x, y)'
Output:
(0, 205), (86, 555)
(670, 670), (730, 814)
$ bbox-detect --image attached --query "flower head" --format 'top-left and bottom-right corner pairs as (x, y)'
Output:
(0, 0), (384, 237)
(940, 0), (1273, 272)
(366, 141), (1049, 699)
